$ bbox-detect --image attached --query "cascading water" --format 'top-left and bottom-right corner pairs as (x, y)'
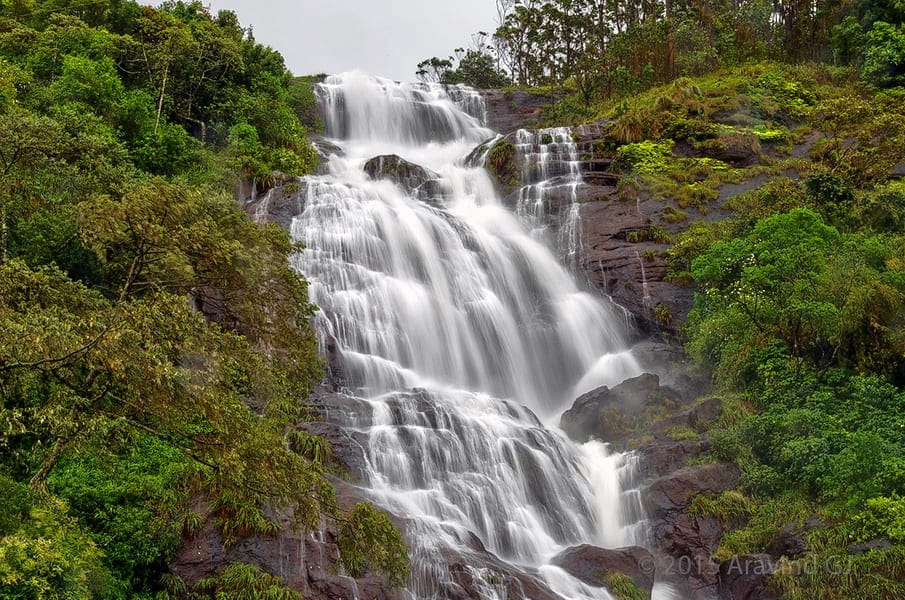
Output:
(514, 128), (584, 272)
(294, 71), (648, 598)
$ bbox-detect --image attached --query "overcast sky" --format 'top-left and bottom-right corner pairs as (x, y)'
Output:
(200, 1), (498, 82)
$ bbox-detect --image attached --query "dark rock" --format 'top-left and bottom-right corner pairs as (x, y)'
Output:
(363, 154), (438, 195)
(243, 179), (307, 230)
(170, 482), (404, 600)
(638, 438), (707, 479)
(698, 133), (762, 167)
(559, 373), (681, 444)
(576, 196), (697, 335)
(718, 554), (779, 600)
(439, 547), (562, 600)
(646, 464), (741, 516)
(890, 162), (905, 180)
(552, 544), (655, 596)
(644, 463), (742, 598)
(311, 135), (343, 166)
(846, 538), (893, 555)
(480, 89), (562, 134)
(768, 522), (808, 560)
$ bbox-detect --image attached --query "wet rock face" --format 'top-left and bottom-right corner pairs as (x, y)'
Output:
(364, 154), (434, 190)
(439, 548), (562, 600)
(363, 154), (447, 206)
(480, 89), (561, 133)
(479, 121), (700, 335)
(577, 196), (696, 336)
(242, 178), (308, 230)
(645, 463), (742, 600)
(559, 373), (683, 445)
(551, 544), (655, 597)
(169, 479), (403, 600)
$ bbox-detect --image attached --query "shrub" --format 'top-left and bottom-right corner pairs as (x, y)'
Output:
(614, 140), (674, 174)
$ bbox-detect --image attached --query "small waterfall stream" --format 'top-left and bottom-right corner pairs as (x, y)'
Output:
(514, 128), (584, 272)
(293, 72), (650, 598)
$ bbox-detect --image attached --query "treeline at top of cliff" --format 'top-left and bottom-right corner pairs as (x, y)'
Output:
(417, 0), (905, 108)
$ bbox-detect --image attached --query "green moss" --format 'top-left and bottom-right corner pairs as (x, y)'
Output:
(605, 572), (646, 600)
(486, 139), (520, 187)
(664, 424), (698, 440)
(689, 490), (753, 525)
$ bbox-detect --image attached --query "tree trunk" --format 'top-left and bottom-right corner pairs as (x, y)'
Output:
(155, 64), (169, 135)
(29, 436), (67, 489)
(1, 202), (7, 264)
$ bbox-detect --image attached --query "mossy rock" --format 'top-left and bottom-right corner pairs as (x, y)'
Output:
(485, 139), (521, 191)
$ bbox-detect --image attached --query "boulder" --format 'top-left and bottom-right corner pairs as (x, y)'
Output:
(698, 133), (761, 167)
(717, 554), (779, 600)
(363, 154), (438, 196)
(846, 538), (893, 555)
(767, 522), (808, 560)
(645, 463), (742, 599)
(551, 544), (655, 597)
(439, 547), (562, 600)
(646, 464), (741, 517)
(169, 479), (403, 600)
(559, 373), (682, 445)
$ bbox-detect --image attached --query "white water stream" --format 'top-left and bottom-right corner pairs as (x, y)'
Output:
(292, 71), (651, 598)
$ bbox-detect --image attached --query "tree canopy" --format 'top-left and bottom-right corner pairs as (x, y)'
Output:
(0, 2), (407, 598)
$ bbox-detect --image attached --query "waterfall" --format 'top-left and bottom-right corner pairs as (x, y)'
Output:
(295, 71), (647, 598)
(513, 128), (584, 272)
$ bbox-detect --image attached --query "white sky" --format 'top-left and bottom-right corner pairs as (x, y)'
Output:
(200, 1), (498, 82)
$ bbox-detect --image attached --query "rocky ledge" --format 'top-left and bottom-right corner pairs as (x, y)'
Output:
(557, 368), (747, 599)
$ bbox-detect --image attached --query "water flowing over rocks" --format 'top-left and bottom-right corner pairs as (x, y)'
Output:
(479, 122), (698, 335)
(222, 72), (661, 600)
(362, 154), (441, 202)
(224, 78), (812, 600)
(552, 544), (655, 596)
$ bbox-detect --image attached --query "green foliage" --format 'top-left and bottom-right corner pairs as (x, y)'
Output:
(862, 21), (905, 88)
(486, 139), (520, 187)
(440, 50), (510, 88)
(712, 494), (813, 561)
(686, 209), (905, 381)
(337, 503), (411, 587)
(604, 572), (646, 600)
(195, 563), (300, 600)
(676, 182), (719, 209)
(47, 434), (193, 592)
(856, 495), (905, 543)
(0, 2), (407, 596)
(614, 140), (674, 175)
(0, 492), (115, 599)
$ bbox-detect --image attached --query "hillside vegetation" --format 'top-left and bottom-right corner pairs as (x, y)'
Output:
(0, 2), (406, 599)
(543, 38), (905, 600)
(433, 1), (905, 595)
